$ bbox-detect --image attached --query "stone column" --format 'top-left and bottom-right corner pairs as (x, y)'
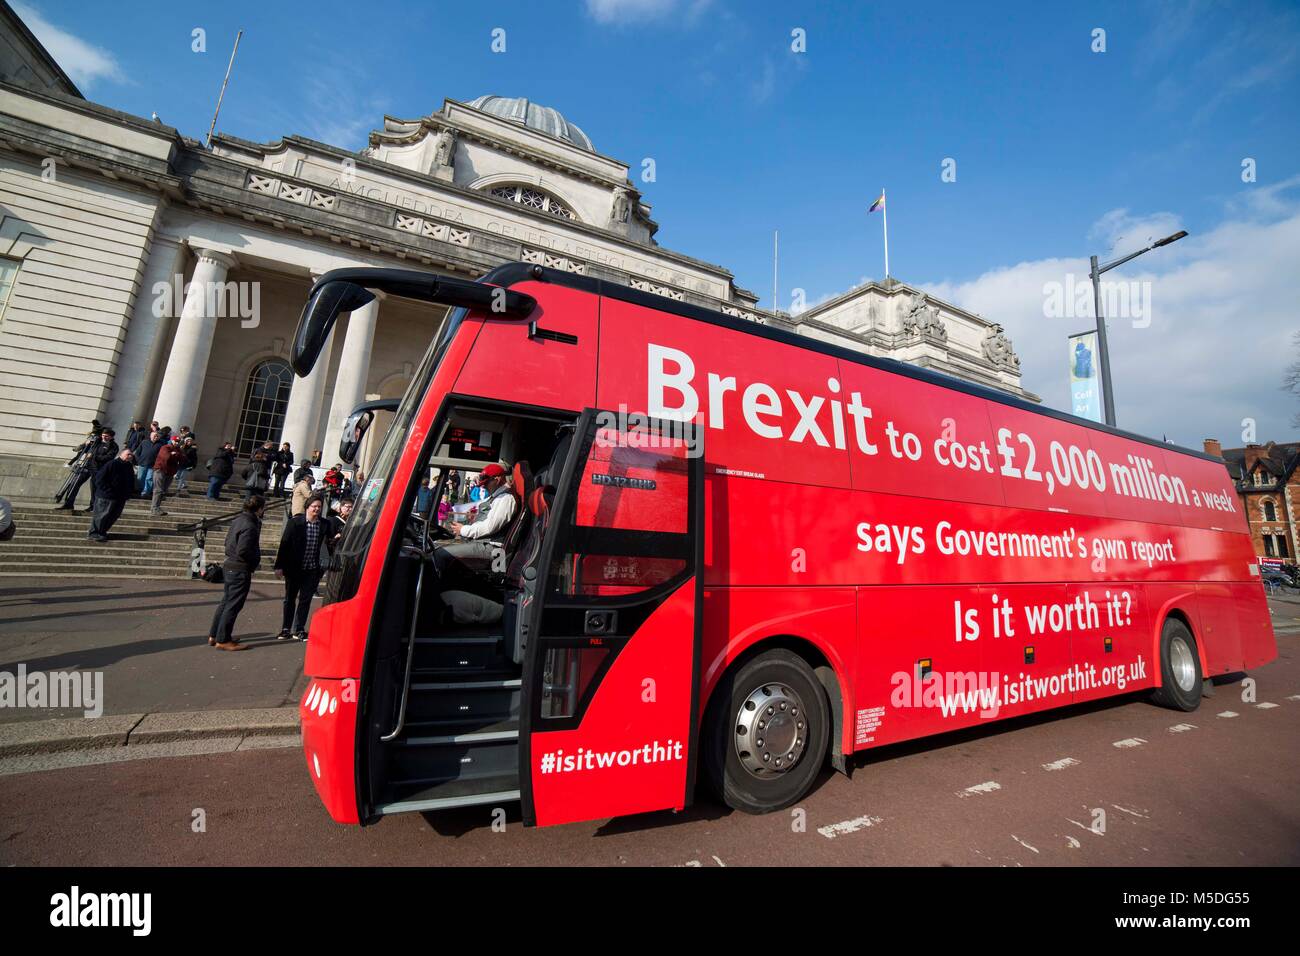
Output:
(278, 274), (337, 465)
(151, 248), (237, 430)
(321, 293), (381, 464)
(104, 233), (185, 430)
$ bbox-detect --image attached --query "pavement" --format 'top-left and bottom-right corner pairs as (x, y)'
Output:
(0, 576), (308, 757)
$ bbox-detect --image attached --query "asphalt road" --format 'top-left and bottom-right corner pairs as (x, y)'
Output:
(3, 616), (1296, 867)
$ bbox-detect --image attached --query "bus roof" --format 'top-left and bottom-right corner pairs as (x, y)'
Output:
(481, 262), (1224, 467)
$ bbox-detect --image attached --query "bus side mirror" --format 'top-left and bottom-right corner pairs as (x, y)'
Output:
(339, 409), (375, 464)
(293, 280), (375, 376)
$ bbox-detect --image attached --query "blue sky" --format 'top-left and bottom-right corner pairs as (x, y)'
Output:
(14, 0), (1300, 445)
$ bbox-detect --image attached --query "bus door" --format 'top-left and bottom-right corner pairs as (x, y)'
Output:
(520, 408), (704, 827)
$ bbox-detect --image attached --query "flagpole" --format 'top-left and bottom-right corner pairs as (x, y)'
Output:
(881, 187), (889, 278)
(773, 229), (779, 312)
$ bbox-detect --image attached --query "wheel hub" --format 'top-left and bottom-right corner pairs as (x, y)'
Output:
(1169, 634), (1197, 692)
(734, 683), (808, 776)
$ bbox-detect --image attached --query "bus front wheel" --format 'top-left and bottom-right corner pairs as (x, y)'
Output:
(1151, 617), (1203, 712)
(702, 648), (830, 815)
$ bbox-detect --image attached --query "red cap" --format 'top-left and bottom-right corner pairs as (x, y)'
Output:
(478, 463), (508, 482)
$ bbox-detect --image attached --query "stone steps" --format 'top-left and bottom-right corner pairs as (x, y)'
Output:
(0, 497), (293, 581)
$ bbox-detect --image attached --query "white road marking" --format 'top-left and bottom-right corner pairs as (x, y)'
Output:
(1168, 723), (1196, 733)
(1112, 737), (1147, 748)
(959, 781), (1002, 798)
(817, 814), (883, 839)
(1042, 757), (1080, 771)
(1066, 818), (1100, 835)
(1112, 804), (1150, 819)
(1287, 695), (1300, 701)
(683, 860), (702, 867)
(711, 855), (726, 867)
(1256, 702), (1279, 709)
(1217, 711), (1239, 718)
(1066, 836), (1081, 848)
(1012, 835), (1039, 853)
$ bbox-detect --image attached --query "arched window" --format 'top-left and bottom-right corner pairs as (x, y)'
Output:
(486, 183), (575, 220)
(1264, 499), (1277, 522)
(235, 358), (293, 457)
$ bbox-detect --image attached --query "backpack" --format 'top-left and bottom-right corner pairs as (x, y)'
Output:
(201, 563), (224, 584)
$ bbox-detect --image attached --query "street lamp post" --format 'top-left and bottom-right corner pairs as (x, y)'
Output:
(1088, 229), (1188, 427)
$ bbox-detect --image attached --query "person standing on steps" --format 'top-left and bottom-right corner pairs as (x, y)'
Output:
(88, 447), (136, 542)
(173, 436), (198, 495)
(242, 449), (270, 501)
(207, 494), (265, 651)
(274, 494), (330, 641)
(206, 442), (235, 500)
(58, 426), (118, 513)
(135, 428), (162, 497)
(149, 436), (182, 516)
(124, 420), (147, 456)
(272, 442), (294, 498)
(291, 471), (316, 516)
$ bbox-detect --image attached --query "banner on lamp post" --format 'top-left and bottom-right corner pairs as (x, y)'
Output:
(1069, 330), (1102, 423)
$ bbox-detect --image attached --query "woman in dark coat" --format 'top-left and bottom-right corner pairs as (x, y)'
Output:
(241, 450), (270, 500)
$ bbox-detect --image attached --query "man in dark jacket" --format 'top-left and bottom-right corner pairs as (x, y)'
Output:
(58, 426), (119, 512)
(124, 421), (147, 455)
(88, 447), (136, 541)
(207, 443), (235, 499)
(207, 494), (264, 651)
(271, 442), (294, 497)
(274, 494), (330, 640)
(135, 429), (162, 497)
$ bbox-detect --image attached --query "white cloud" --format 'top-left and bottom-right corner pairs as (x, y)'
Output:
(1087, 209), (1185, 259)
(11, 1), (126, 89)
(920, 187), (1300, 448)
(585, 0), (677, 23)
(585, 0), (713, 25)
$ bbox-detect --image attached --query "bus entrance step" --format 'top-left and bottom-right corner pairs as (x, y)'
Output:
(376, 774), (520, 815)
(411, 664), (518, 681)
(387, 730), (519, 783)
(413, 635), (508, 672)
(402, 716), (519, 738)
(405, 677), (521, 723)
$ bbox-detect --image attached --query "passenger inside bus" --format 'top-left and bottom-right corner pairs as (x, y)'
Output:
(408, 404), (573, 639)
(431, 462), (517, 581)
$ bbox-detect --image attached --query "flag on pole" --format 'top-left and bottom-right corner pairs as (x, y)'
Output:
(870, 189), (890, 277)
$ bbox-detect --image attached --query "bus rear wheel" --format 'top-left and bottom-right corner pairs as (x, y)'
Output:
(1151, 617), (1203, 712)
(703, 648), (829, 815)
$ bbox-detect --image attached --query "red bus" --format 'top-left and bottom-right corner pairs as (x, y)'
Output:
(291, 263), (1276, 828)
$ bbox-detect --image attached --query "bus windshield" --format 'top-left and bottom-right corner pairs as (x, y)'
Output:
(328, 306), (465, 601)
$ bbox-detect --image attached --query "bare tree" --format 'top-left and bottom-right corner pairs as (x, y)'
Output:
(1286, 331), (1300, 428)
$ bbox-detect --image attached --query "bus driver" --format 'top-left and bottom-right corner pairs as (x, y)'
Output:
(432, 462), (517, 582)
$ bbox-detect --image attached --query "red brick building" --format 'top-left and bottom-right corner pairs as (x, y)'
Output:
(1204, 439), (1300, 566)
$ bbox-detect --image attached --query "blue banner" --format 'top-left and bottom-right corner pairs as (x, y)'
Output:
(1069, 331), (1102, 422)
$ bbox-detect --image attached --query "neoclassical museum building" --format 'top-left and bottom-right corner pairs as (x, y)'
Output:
(0, 6), (1034, 496)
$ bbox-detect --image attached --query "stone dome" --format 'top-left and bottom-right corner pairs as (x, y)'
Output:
(464, 95), (595, 152)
